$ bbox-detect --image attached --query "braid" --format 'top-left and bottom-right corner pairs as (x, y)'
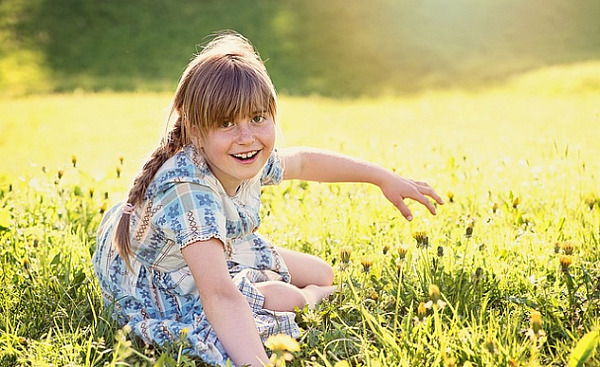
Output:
(113, 118), (186, 269)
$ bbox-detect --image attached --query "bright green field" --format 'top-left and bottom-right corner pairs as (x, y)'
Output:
(1, 63), (599, 366)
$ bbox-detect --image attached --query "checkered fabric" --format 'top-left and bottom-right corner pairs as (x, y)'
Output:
(93, 145), (299, 366)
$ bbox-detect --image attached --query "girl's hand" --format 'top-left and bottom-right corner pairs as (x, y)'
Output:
(379, 173), (444, 221)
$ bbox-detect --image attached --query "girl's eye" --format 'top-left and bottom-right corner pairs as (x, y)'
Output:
(220, 121), (234, 128)
(251, 115), (265, 123)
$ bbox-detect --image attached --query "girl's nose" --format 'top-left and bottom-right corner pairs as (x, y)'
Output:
(236, 122), (256, 144)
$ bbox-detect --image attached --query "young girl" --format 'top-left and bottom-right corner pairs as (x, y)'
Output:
(93, 32), (443, 367)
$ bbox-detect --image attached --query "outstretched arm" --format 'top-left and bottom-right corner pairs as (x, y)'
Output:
(280, 147), (444, 221)
(182, 239), (270, 367)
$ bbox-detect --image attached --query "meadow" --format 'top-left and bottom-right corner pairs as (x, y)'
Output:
(1, 63), (599, 366)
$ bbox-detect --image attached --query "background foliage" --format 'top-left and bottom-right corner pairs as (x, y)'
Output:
(1, 0), (600, 96)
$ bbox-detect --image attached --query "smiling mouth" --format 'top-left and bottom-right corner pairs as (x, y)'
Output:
(231, 150), (259, 161)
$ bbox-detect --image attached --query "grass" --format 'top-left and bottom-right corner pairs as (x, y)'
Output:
(1, 64), (599, 366)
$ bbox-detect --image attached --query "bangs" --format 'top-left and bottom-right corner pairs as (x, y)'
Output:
(180, 52), (277, 135)
(205, 63), (277, 127)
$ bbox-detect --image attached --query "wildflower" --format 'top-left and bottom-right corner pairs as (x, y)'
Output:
(466, 219), (474, 237)
(89, 188), (95, 198)
(512, 197), (520, 209)
(179, 327), (189, 340)
(397, 244), (409, 259)
(119, 155), (125, 165)
(334, 361), (351, 367)
(447, 191), (454, 203)
(395, 258), (403, 276)
(122, 325), (132, 334)
(530, 310), (543, 336)
(508, 358), (518, 367)
(100, 201), (108, 214)
(559, 255), (572, 272)
(492, 202), (498, 213)
(425, 284), (447, 309)
(71, 154), (77, 167)
(437, 245), (444, 257)
(23, 257), (29, 270)
(339, 246), (352, 264)
(104, 192), (109, 200)
(429, 284), (441, 303)
(369, 290), (379, 301)
(116, 166), (122, 178)
(360, 256), (373, 273)
(561, 242), (574, 255)
(57, 170), (64, 179)
(553, 242), (562, 254)
(266, 334), (300, 364)
(412, 231), (429, 247)
(382, 243), (390, 255)
(584, 196), (597, 210)
(417, 302), (427, 321)
(444, 356), (457, 367)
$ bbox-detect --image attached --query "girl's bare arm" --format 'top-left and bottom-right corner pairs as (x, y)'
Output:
(280, 146), (443, 221)
(182, 239), (270, 367)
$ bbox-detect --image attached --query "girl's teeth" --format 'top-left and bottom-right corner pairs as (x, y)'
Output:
(234, 151), (257, 159)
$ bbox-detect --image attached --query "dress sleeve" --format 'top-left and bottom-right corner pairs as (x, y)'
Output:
(260, 149), (283, 186)
(152, 182), (227, 250)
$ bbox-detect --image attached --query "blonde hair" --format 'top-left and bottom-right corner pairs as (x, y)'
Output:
(114, 31), (277, 267)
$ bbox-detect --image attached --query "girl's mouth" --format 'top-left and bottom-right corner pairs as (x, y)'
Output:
(231, 150), (259, 162)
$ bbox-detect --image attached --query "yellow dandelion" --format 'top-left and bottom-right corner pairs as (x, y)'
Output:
(119, 155), (125, 165)
(447, 191), (454, 203)
(266, 334), (300, 363)
(397, 244), (409, 259)
(512, 197), (520, 209)
(339, 246), (352, 264)
(530, 310), (543, 335)
(116, 166), (122, 178)
(360, 256), (373, 273)
(559, 255), (572, 272)
(417, 302), (427, 320)
(265, 334), (300, 353)
(57, 170), (64, 179)
(492, 202), (499, 213)
(561, 242), (574, 255)
(412, 231), (429, 247)
(429, 284), (441, 303)
(179, 327), (189, 339)
(369, 290), (379, 301)
(71, 154), (77, 168)
(444, 356), (457, 367)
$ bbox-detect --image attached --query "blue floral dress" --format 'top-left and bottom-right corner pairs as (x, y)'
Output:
(93, 145), (300, 366)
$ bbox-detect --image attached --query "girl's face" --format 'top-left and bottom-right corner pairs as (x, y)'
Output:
(199, 112), (276, 196)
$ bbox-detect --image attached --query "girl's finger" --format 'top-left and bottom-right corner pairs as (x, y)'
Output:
(411, 192), (437, 215)
(394, 199), (413, 221)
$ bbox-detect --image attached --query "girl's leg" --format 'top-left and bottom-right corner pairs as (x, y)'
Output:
(276, 246), (335, 288)
(256, 281), (335, 312)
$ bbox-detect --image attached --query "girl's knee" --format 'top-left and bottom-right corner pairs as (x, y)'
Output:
(317, 262), (335, 286)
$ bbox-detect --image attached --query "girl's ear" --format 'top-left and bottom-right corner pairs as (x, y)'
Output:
(188, 125), (203, 149)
